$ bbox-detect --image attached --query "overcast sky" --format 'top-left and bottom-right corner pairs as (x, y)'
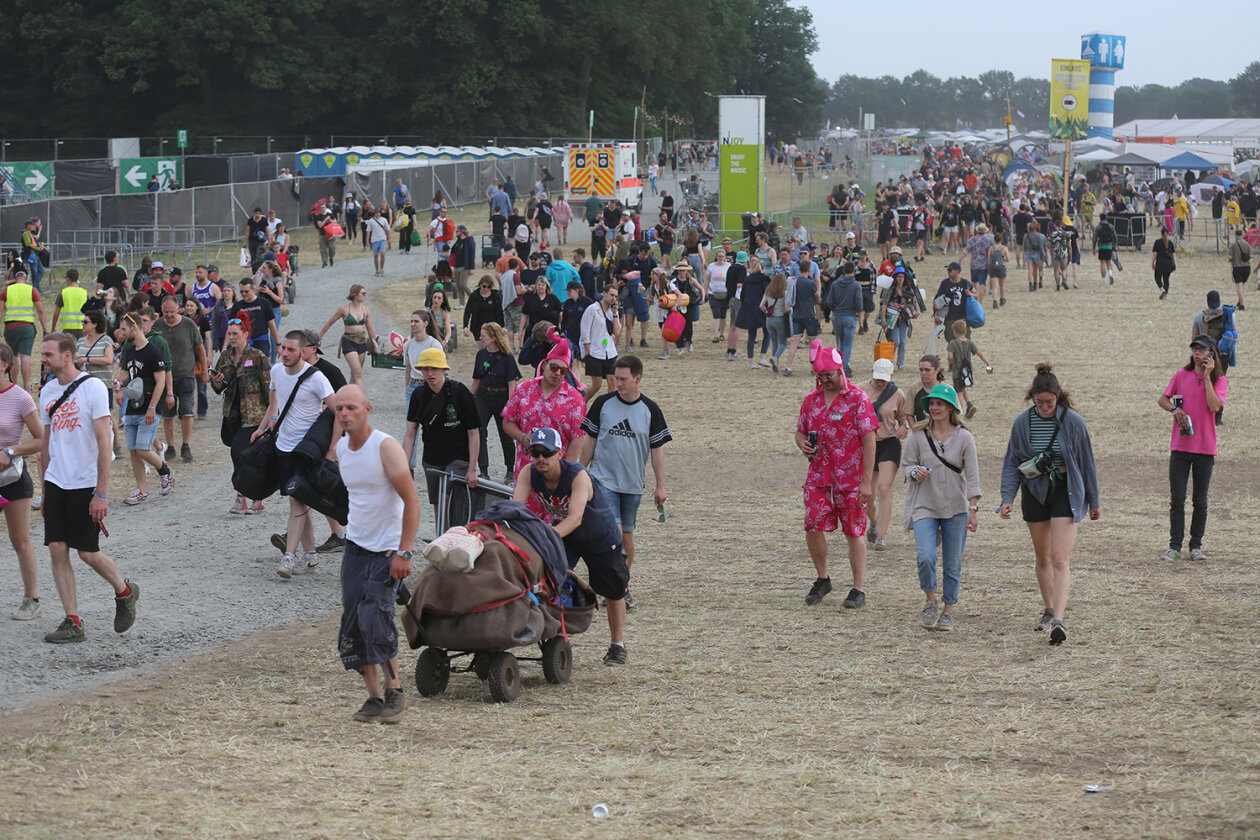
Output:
(801, 0), (1249, 89)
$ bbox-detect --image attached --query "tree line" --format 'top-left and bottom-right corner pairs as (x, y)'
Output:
(0, 0), (829, 145)
(825, 63), (1260, 131)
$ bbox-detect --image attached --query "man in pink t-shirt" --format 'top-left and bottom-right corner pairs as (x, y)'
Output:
(1158, 334), (1228, 561)
(501, 340), (586, 480)
(795, 340), (877, 609)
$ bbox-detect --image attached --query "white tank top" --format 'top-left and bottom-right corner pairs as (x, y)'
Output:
(336, 428), (404, 553)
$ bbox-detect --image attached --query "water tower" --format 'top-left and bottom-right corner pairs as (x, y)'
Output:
(1080, 32), (1126, 139)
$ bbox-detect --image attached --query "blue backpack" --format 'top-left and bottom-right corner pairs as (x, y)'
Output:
(1218, 304), (1239, 367)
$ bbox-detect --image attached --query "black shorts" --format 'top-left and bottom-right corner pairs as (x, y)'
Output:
(0, 468), (34, 502)
(1097, 247), (1113, 262)
(584, 355), (617, 378)
(875, 436), (902, 467)
(1232, 266), (1250, 284)
(42, 482), (100, 552)
(1021, 481), (1071, 523)
(341, 335), (369, 356)
(709, 293), (730, 319)
(862, 286), (876, 313)
(160, 375), (196, 419)
(565, 538), (629, 600)
(276, 450), (299, 496)
(338, 540), (399, 671)
(421, 461), (444, 504)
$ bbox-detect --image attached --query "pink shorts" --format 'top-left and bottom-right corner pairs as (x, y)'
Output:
(803, 484), (867, 537)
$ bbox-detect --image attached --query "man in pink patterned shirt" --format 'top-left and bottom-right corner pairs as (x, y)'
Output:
(502, 339), (587, 480)
(795, 339), (877, 609)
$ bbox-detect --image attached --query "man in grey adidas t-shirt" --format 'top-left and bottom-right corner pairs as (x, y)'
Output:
(574, 354), (670, 602)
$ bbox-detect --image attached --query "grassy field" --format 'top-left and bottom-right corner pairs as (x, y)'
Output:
(1, 237), (1257, 838)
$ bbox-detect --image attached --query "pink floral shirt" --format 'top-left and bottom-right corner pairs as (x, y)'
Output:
(796, 383), (877, 489)
(501, 377), (587, 477)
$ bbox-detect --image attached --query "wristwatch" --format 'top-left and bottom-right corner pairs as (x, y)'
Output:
(394, 550), (413, 561)
(968, 505), (980, 512)
(2, 447), (13, 460)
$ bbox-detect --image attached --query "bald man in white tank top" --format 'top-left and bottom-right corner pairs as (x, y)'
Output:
(334, 384), (420, 723)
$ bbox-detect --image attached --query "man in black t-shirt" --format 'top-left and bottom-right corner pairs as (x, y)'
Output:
(245, 208), (269, 266)
(95, 250), (128, 299)
(933, 262), (975, 340)
(229, 278), (280, 360)
(117, 314), (173, 504)
(400, 348), (480, 523)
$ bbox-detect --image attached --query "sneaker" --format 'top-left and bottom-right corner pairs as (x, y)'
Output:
(602, 643), (628, 666)
(873, 538), (887, 551)
(165, 444), (176, 460)
(379, 687), (406, 723)
(783, 368), (794, 377)
(686, 342), (693, 353)
(114, 580), (138, 633)
(841, 588), (866, 609)
(769, 358), (778, 373)
(31, 494), (41, 511)
(804, 576), (832, 606)
(229, 494), (249, 514)
(180, 444), (193, 462)
(277, 553), (295, 579)
(316, 533), (347, 553)
(920, 600), (939, 629)
(935, 611), (954, 632)
(160, 470), (174, 495)
(112, 442), (121, 459)
(726, 350), (737, 361)
(657, 352), (670, 360)
(748, 362), (758, 369)
(12, 596), (40, 621)
(351, 695), (384, 722)
(1049, 618), (1067, 646)
(866, 530), (876, 544)
(639, 339), (648, 348)
(1189, 547), (1209, 561)
(248, 500), (265, 514)
(123, 490), (148, 506)
(1162, 548), (1182, 561)
(301, 551), (319, 571)
(1033, 608), (1054, 632)
(270, 533), (288, 553)
(964, 403), (976, 419)
(45, 616), (86, 644)
(758, 358), (772, 367)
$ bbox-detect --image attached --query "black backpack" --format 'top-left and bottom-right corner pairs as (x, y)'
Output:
(1095, 222), (1116, 245)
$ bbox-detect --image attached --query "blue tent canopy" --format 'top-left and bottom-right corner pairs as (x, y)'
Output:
(1161, 151), (1217, 171)
(1002, 159), (1037, 181)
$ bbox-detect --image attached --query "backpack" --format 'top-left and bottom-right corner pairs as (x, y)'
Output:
(1095, 221), (1116, 245)
(1200, 308), (1226, 345)
(1218, 305), (1239, 368)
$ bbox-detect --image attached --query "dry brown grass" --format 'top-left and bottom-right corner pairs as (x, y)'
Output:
(2, 234), (1259, 839)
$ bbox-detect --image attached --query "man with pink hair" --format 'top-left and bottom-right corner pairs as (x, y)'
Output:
(794, 340), (877, 609)
(501, 337), (587, 479)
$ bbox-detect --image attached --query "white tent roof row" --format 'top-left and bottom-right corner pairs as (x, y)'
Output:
(300, 145), (562, 158)
(1111, 118), (1260, 144)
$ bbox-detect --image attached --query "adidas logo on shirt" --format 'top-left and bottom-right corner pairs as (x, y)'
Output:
(608, 418), (636, 438)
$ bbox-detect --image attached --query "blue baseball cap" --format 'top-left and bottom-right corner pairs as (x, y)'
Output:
(946, 261), (962, 272)
(528, 428), (563, 453)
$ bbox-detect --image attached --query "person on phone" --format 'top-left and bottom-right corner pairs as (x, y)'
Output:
(1157, 335), (1227, 562)
(900, 383), (980, 632)
(998, 364), (1101, 646)
(795, 340), (877, 610)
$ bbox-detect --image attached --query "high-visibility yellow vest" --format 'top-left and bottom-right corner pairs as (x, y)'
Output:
(58, 285), (88, 329)
(5, 282), (35, 324)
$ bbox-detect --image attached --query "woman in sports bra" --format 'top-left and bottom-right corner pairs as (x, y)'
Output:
(318, 284), (379, 386)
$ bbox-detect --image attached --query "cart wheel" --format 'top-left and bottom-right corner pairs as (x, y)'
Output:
(471, 652), (490, 681)
(414, 647), (449, 697)
(486, 652), (520, 703)
(540, 637), (572, 684)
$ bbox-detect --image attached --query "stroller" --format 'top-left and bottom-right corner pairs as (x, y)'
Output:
(400, 497), (597, 703)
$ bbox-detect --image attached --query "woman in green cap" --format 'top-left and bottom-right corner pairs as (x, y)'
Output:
(900, 383), (981, 632)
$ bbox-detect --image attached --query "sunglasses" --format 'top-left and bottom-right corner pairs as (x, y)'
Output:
(227, 318), (243, 325)
(528, 448), (557, 459)
(545, 363), (568, 374)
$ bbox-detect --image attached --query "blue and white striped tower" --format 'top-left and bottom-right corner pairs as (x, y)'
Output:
(1081, 32), (1126, 139)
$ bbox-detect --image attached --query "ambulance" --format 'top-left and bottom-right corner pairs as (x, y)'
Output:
(562, 142), (642, 212)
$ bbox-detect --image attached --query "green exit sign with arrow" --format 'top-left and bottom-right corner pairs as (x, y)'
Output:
(118, 157), (183, 194)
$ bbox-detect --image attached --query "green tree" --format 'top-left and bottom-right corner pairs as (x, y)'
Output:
(1230, 62), (1260, 116)
(732, 0), (826, 140)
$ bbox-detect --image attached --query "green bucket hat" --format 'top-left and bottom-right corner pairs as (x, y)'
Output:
(921, 383), (961, 413)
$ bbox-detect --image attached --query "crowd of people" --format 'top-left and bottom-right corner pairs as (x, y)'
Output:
(0, 146), (1240, 720)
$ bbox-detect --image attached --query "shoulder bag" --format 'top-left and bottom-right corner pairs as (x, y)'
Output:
(922, 428), (962, 474)
(231, 367), (316, 500)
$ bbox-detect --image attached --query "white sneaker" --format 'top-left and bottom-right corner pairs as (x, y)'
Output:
(123, 490), (149, 505)
(31, 494), (41, 511)
(12, 596), (41, 621)
(301, 551), (319, 572)
(277, 553), (295, 579)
